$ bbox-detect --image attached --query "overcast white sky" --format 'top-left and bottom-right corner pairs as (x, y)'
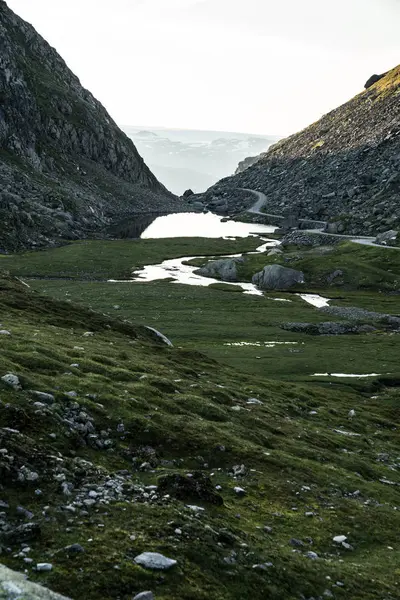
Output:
(6, 0), (400, 135)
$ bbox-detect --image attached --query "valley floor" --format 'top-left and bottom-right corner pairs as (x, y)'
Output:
(0, 235), (399, 600)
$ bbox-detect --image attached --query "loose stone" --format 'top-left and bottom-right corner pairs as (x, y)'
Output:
(134, 552), (177, 570)
(36, 563), (53, 571)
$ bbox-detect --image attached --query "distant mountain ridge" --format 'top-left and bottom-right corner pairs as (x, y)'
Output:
(0, 0), (183, 251)
(212, 66), (400, 235)
(124, 126), (279, 195)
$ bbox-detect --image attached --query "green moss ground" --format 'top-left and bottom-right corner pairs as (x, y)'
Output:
(0, 237), (262, 280)
(1, 273), (400, 600)
(1, 236), (400, 599)
(2, 237), (400, 383)
(22, 279), (399, 383)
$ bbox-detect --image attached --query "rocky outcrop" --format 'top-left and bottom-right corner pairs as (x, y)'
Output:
(0, 565), (71, 599)
(0, 1), (185, 250)
(375, 229), (398, 245)
(195, 258), (244, 281)
(281, 322), (374, 335)
(252, 264), (304, 290)
(280, 231), (344, 247)
(208, 65), (400, 235)
(235, 155), (259, 174)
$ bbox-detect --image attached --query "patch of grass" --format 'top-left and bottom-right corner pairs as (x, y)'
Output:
(24, 279), (400, 382)
(1, 237), (263, 280)
(374, 65), (400, 98)
(208, 282), (243, 292)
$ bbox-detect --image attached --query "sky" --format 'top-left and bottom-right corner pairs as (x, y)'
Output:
(6, 0), (400, 136)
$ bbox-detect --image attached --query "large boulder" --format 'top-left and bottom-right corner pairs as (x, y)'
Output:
(0, 564), (70, 599)
(252, 264), (304, 290)
(364, 72), (388, 89)
(195, 258), (244, 282)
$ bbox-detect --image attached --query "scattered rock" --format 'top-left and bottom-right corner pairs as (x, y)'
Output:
(158, 472), (223, 505)
(231, 464), (247, 477)
(36, 563), (53, 572)
(1, 374), (21, 389)
(134, 552), (177, 570)
(264, 526), (273, 533)
(246, 398), (263, 405)
(267, 247), (283, 256)
(29, 391), (55, 405)
(333, 535), (347, 543)
(145, 326), (173, 347)
(64, 544), (85, 554)
(186, 505), (205, 513)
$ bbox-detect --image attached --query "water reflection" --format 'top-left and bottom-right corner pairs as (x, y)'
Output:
(141, 212), (276, 239)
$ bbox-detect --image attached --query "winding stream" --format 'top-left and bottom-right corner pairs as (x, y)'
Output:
(110, 212), (330, 308)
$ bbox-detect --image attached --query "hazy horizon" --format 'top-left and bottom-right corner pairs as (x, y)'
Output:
(6, 0), (400, 136)
(124, 125), (278, 194)
(123, 124), (280, 137)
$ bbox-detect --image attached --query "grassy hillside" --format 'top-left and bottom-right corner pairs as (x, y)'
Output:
(2, 238), (400, 384)
(1, 272), (400, 600)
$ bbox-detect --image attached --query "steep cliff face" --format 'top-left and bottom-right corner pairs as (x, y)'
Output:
(214, 66), (400, 234)
(0, 1), (184, 250)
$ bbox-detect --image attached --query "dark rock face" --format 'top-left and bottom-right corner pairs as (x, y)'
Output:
(364, 72), (388, 89)
(207, 65), (400, 235)
(0, 1), (185, 250)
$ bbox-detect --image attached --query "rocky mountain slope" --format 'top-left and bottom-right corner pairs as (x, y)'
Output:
(0, 1), (184, 251)
(209, 66), (400, 234)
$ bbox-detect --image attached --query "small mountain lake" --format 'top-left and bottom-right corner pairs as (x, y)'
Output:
(140, 211), (276, 239)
